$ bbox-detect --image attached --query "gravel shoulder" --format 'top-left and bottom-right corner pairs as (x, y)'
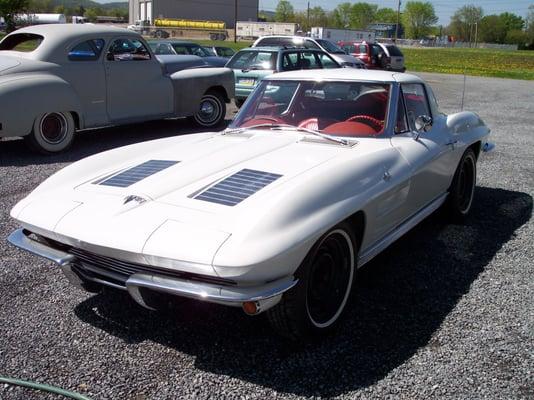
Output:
(0, 73), (533, 399)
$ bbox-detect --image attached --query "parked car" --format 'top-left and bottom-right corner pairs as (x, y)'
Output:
(8, 68), (494, 339)
(252, 35), (365, 68)
(204, 45), (236, 58)
(0, 25), (234, 153)
(339, 41), (406, 72)
(226, 47), (341, 107)
(149, 40), (229, 67)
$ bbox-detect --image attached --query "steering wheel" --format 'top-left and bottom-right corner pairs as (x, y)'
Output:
(345, 115), (383, 131)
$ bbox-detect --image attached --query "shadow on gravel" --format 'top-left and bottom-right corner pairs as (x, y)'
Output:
(73, 186), (532, 397)
(0, 118), (230, 167)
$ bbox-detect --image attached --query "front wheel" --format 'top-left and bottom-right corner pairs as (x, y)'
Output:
(446, 148), (477, 222)
(24, 111), (76, 154)
(267, 223), (356, 340)
(191, 91), (226, 128)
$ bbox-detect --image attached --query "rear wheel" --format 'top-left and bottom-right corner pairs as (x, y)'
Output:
(24, 112), (75, 154)
(191, 91), (226, 128)
(267, 223), (356, 340)
(446, 148), (477, 222)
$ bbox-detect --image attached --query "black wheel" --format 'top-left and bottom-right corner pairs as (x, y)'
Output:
(24, 112), (75, 154)
(267, 222), (356, 340)
(446, 148), (477, 222)
(192, 91), (226, 128)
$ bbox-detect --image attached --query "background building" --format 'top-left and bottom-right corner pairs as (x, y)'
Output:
(129, 0), (259, 27)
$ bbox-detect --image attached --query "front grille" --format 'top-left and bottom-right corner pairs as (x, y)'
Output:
(68, 248), (235, 287)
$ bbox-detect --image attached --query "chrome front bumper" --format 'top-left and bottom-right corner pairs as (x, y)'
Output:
(8, 229), (297, 313)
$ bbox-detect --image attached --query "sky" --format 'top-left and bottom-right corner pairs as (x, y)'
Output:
(258, 0), (533, 25)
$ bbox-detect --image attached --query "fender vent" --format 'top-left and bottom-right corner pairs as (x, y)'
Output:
(195, 168), (282, 206)
(96, 160), (178, 188)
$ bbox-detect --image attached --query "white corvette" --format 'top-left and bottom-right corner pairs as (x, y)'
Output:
(9, 69), (493, 339)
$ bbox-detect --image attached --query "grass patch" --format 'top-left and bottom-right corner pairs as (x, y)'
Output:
(402, 47), (534, 80)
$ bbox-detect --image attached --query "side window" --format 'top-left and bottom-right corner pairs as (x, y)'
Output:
(360, 44), (367, 54)
(395, 90), (409, 134)
(303, 40), (321, 50)
(68, 39), (104, 61)
(301, 52), (320, 69)
(402, 83), (431, 128)
(106, 38), (151, 61)
(318, 53), (338, 69)
(282, 53), (299, 71)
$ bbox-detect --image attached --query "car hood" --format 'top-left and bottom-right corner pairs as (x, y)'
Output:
(12, 131), (369, 263)
(330, 53), (362, 65)
(203, 56), (228, 67)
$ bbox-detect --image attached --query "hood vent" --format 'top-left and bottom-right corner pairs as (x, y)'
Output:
(194, 169), (282, 206)
(95, 160), (178, 188)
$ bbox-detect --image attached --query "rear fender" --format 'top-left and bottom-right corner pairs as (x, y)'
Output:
(170, 67), (235, 116)
(0, 74), (83, 137)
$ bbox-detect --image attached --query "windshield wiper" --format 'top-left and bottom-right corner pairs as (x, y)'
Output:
(223, 123), (292, 135)
(276, 126), (350, 146)
(225, 124), (350, 146)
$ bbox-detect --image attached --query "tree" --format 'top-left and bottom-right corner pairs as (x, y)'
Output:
(0, 0), (29, 32)
(478, 15), (507, 43)
(448, 5), (483, 42)
(374, 7), (398, 23)
(350, 2), (377, 30)
(84, 7), (99, 22)
(331, 2), (352, 28)
(505, 29), (528, 46)
(499, 12), (524, 32)
(275, 0), (294, 23)
(402, 1), (437, 39)
(309, 6), (328, 28)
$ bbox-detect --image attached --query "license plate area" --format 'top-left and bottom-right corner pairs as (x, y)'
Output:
(238, 78), (256, 86)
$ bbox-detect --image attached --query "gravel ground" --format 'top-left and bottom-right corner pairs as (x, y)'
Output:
(0, 73), (532, 400)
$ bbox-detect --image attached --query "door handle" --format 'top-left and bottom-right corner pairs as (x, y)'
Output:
(445, 139), (458, 148)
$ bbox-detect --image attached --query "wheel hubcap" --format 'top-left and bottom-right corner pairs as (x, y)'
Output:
(40, 113), (68, 144)
(197, 97), (220, 125)
(306, 230), (353, 328)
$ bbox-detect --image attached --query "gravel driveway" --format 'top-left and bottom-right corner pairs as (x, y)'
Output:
(0, 72), (532, 399)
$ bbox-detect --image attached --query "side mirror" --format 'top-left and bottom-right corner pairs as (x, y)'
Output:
(414, 115), (433, 138)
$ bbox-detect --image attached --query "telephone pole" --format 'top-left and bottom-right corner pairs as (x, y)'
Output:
(395, 0), (401, 42)
(307, 1), (310, 32)
(234, 0), (238, 43)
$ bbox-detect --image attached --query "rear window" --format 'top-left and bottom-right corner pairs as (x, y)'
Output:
(0, 33), (43, 52)
(386, 45), (403, 57)
(227, 50), (276, 70)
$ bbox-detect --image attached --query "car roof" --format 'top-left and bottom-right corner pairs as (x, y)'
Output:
(265, 68), (423, 83)
(152, 40), (199, 45)
(6, 24), (138, 62)
(239, 46), (327, 53)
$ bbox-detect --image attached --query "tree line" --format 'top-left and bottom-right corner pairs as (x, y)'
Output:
(269, 0), (534, 49)
(0, 0), (127, 32)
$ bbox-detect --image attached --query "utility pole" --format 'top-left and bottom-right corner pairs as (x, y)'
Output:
(307, 1), (310, 32)
(395, 0), (401, 42)
(474, 22), (478, 48)
(234, 0), (241, 43)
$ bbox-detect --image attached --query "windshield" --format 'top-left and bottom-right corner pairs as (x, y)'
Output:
(230, 80), (390, 137)
(226, 50), (276, 70)
(316, 39), (345, 54)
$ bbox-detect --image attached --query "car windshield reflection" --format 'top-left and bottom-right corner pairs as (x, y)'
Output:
(230, 80), (390, 137)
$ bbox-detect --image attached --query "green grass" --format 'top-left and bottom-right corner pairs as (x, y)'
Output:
(196, 39), (251, 52)
(402, 47), (534, 80)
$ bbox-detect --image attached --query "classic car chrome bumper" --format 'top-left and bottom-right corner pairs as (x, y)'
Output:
(8, 229), (297, 314)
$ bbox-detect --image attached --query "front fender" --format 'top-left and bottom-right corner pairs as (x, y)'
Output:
(0, 73), (83, 137)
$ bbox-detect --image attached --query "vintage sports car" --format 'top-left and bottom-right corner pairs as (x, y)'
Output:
(0, 25), (234, 153)
(8, 69), (493, 338)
